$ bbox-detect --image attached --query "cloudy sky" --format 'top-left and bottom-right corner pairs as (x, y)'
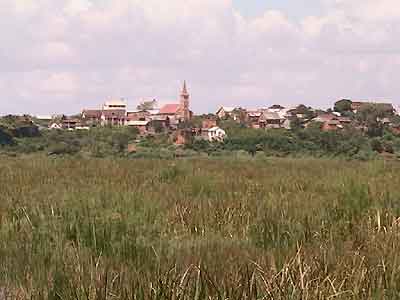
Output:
(1, 0), (400, 115)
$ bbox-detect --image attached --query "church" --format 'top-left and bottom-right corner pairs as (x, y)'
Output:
(157, 81), (193, 123)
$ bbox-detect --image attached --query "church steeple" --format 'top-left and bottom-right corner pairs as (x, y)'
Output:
(179, 81), (190, 121)
(182, 80), (188, 96)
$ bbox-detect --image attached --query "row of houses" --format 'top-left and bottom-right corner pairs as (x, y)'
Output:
(215, 100), (398, 132)
(40, 88), (399, 145)
(46, 82), (227, 143)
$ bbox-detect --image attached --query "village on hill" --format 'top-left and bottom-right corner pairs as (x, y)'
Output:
(22, 82), (400, 139)
(1, 81), (400, 158)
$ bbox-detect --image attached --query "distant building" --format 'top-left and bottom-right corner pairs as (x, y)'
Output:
(61, 118), (80, 130)
(259, 111), (284, 129)
(82, 99), (127, 126)
(49, 123), (62, 130)
(126, 120), (151, 135)
(157, 81), (193, 127)
(309, 113), (352, 131)
(216, 106), (237, 119)
(126, 110), (152, 122)
(102, 99), (127, 111)
(201, 126), (226, 142)
(101, 110), (126, 126)
(82, 110), (102, 125)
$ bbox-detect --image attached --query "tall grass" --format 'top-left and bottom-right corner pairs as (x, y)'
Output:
(1, 156), (400, 299)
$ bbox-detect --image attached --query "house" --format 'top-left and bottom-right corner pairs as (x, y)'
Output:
(322, 119), (342, 131)
(101, 110), (126, 126)
(102, 99), (127, 111)
(126, 110), (152, 122)
(126, 120), (151, 135)
(310, 113), (349, 131)
(62, 118), (79, 130)
(82, 110), (102, 124)
(247, 110), (263, 128)
(148, 115), (170, 132)
(49, 122), (62, 130)
(312, 113), (338, 123)
(202, 126), (226, 142)
(259, 111), (284, 129)
(216, 106), (238, 120)
(82, 98), (128, 127)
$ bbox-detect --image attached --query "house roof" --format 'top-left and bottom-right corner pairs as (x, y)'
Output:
(261, 111), (282, 120)
(217, 106), (236, 114)
(204, 126), (225, 132)
(313, 113), (337, 122)
(247, 110), (262, 117)
(126, 120), (150, 126)
(104, 99), (126, 106)
(159, 104), (180, 114)
(82, 109), (102, 118)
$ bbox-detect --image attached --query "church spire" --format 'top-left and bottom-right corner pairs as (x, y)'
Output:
(179, 80), (190, 121)
(182, 80), (188, 95)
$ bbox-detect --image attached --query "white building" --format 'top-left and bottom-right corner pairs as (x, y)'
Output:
(202, 126), (227, 142)
(102, 99), (127, 111)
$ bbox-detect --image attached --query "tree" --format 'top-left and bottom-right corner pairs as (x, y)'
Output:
(0, 127), (13, 145)
(137, 99), (157, 111)
(334, 99), (352, 113)
(295, 104), (316, 120)
(356, 104), (388, 137)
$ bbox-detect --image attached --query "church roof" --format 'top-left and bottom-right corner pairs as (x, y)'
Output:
(159, 104), (180, 114)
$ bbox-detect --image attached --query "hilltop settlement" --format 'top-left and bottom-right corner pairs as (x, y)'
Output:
(1, 82), (400, 159)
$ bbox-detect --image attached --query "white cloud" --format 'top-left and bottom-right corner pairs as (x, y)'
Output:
(0, 0), (399, 115)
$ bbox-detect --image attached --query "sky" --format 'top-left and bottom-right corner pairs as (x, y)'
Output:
(1, 0), (400, 115)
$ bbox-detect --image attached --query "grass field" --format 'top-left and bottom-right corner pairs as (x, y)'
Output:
(1, 156), (400, 299)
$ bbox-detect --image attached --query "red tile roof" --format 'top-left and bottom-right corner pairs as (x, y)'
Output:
(159, 104), (180, 114)
(82, 110), (102, 118)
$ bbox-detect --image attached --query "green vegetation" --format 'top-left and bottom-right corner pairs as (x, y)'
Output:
(1, 157), (400, 298)
(3, 123), (400, 160)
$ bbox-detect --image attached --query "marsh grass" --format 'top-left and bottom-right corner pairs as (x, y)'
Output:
(1, 156), (400, 299)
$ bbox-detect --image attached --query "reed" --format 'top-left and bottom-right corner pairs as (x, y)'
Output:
(1, 156), (400, 299)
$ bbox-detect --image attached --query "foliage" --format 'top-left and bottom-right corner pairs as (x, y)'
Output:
(136, 99), (157, 111)
(291, 104), (316, 119)
(334, 99), (353, 113)
(0, 127), (14, 145)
